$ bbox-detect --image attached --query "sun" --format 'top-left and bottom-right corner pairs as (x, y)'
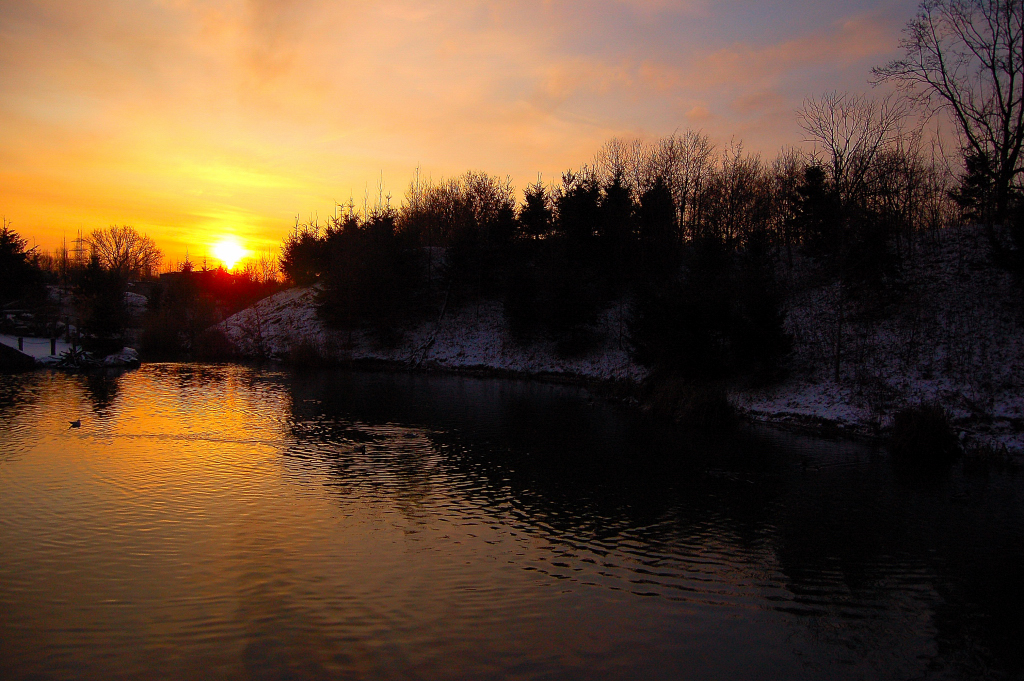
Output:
(213, 238), (246, 271)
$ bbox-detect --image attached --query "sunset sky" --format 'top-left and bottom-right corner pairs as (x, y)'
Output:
(1, 0), (918, 267)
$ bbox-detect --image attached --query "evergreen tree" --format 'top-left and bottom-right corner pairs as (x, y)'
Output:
(519, 180), (552, 239)
(793, 165), (842, 262)
(0, 223), (42, 305)
(280, 221), (327, 285)
(636, 176), (678, 279)
(554, 171), (601, 246)
(598, 170), (636, 281)
(317, 210), (424, 343)
(628, 236), (790, 379)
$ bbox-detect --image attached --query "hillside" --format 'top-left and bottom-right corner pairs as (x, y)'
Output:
(221, 286), (645, 382)
(736, 224), (1023, 454)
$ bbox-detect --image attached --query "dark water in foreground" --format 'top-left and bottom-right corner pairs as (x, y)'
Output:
(1, 365), (1022, 680)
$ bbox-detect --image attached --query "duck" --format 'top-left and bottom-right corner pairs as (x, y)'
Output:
(69, 419), (81, 428)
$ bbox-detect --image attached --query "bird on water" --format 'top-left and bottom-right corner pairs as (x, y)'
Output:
(69, 420), (81, 428)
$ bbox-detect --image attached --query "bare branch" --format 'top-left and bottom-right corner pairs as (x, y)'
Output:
(873, 0), (1024, 219)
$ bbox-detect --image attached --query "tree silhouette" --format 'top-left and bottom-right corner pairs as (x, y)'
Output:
(317, 209), (424, 343)
(636, 176), (678, 279)
(280, 219), (327, 285)
(1, 221), (42, 306)
(75, 255), (127, 353)
(873, 0), (1024, 224)
(87, 225), (161, 281)
(554, 170), (601, 245)
(519, 179), (552, 240)
(598, 170), (636, 280)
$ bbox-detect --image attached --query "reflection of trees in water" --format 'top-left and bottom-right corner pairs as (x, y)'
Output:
(144, 364), (294, 426)
(80, 370), (123, 415)
(770, 459), (936, 675)
(283, 412), (440, 523)
(0, 373), (43, 457)
(283, 370), (1024, 678)
(285, 369), (785, 563)
(228, 514), (355, 680)
(157, 363), (230, 392)
(0, 372), (39, 413)
(771, 445), (1024, 678)
(926, 474), (1024, 678)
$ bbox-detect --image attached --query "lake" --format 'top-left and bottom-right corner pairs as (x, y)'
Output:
(1, 365), (1021, 680)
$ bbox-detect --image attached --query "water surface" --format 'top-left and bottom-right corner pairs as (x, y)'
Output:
(1, 365), (1021, 680)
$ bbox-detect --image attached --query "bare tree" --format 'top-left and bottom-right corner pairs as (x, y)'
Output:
(873, 0), (1024, 222)
(237, 248), (281, 285)
(256, 248), (280, 285)
(701, 142), (770, 245)
(650, 131), (716, 238)
(797, 91), (912, 206)
(797, 92), (915, 384)
(769, 148), (807, 266)
(461, 170), (517, 234)
(88, 225), (162, 280)
(593, 137), (647, 195)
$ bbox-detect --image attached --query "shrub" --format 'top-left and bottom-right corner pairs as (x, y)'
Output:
(890, 403), (960, 466)
(645, 374), (735, 429)
(79, 335), (124, 357)
(194, 327), (237, 362)
(288, 336), (329, 369)
(674, 385), (736, 430)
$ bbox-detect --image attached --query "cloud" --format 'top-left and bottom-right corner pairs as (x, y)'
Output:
(692, 14), (895, 88)
(0, 0), (918, 258)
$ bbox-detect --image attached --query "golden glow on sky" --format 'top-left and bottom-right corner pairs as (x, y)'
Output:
(0, 0), (918, 264)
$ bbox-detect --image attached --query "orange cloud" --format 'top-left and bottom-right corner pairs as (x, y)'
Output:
(0, 0), (915, 262)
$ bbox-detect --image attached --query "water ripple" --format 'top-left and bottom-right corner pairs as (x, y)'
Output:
(1, 366), (1021, 680)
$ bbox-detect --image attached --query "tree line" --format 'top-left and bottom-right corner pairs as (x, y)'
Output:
(1, 223), (282, 357)
(278, 110), (952, 379)
(279, 0), (1024, 381)
(2, 225), (162, 350)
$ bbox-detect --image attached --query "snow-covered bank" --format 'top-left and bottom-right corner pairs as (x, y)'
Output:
(221, 224), (1023, 456)
(735, 225), (1024, 456)
(0, 334), (71, 360)
(221, 287), (645, 382)
(0, 335), (141, 369)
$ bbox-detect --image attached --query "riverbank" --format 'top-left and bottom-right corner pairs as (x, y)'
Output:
(0, 334), (72, 361)
(218, 228), (1023, 458)
(731, 225), (1024, 457)
(220, 286), (646, 383)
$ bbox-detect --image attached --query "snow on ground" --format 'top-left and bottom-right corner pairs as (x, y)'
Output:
(0, 334), (72, 360)
(733, 225), (1024, 455)
(220, 225), (1023, 454)
(221, 287), (645, 382)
